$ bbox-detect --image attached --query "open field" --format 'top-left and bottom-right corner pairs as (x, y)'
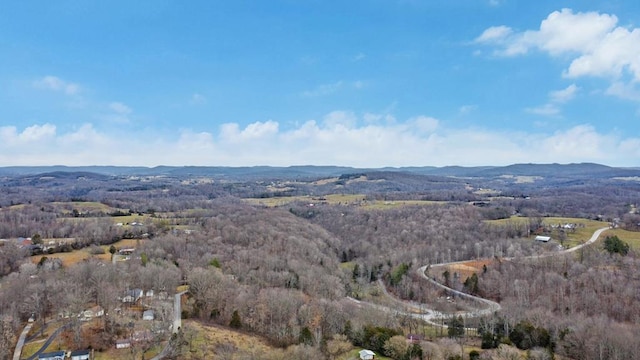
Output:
(444, 259), (495, 280)
(606, 228), (640, 249)
(31, 238), (146, 267)
(51, 201), (114, 213)
(485, 216), (609, 248)
(243, 193), (367, 207)
(244, 193), (445, 209)
(360, 199), (444, 210)
(174, 320), (279, 359)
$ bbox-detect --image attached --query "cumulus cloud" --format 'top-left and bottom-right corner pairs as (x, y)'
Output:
(101, 102), (133, 123)
(34, 76), (80, 95)
(1, 113), (638, 167)
(550, 84), (579, 103)
(475, 26), (513, 44)
(408, 116), (439, 133)
(527, 84), (579, 116)
(0, 124), (56, 146)
(220, 120), (279, 143)
(476, 8), (640, 101)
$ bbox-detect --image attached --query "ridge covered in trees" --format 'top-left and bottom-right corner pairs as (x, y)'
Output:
(0, 165), (639, 359)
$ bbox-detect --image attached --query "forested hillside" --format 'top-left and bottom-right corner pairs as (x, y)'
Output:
(1, 166), (639, 360)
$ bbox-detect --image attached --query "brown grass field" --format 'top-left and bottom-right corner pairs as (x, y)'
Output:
(31, 238), (146, 267)
(243, 193), (445, 209)
(174, 320), (279, 359)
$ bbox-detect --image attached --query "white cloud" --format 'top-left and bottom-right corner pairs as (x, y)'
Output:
(606, 81), (640, 101)
(322, 111), (358, 129)
(526, 84), (579, 117)
(109, 102), (132, 115)
(363, 112), (396, 124)
(351, 53), (366, 62)
(476, 9), (640, 101)
(549, 84), (579, 103)
(1, 114), (638, 167)
(34, 76), (80, 95)
(526, 104), (560, 116)
(100, 102), (133, 124)
(58, 124), (108, 146)
(459, 105), (478, 115)
(0, 124), (56, 146)
(301, 81), (363, 97)
(302, 81), (344, 97)
(408, 116), (439, 133)
(475, 26), (513, 43)
(220, 120), (279, 143)
(189, 93), (207, 105)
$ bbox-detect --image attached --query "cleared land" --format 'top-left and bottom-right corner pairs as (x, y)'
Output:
(31, 238), (146, 267)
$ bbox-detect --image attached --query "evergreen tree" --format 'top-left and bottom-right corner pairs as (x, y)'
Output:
(229, 310), (242, 329)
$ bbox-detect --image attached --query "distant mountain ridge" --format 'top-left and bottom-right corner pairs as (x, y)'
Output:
(0, 163), (638, 179)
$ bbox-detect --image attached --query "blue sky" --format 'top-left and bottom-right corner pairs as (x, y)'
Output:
(2, 0), (640, 167)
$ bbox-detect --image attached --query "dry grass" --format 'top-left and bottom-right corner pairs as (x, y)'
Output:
(31, 238), (147, 267)
(446, 259), (494, 279)
(176, 320), (279, 359)
(605, 228), (640, 250)
(244, 193), (447, 209)
(51, 201), (114, 212)
(485, 216), (609, 248)
(361, 199), (444, 210)
(31, 250), (105, 267)
(93, 344), (163, 360)
(243, 193), (368, 207)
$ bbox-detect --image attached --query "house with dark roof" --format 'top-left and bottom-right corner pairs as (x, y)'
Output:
(122, 288), (143, 303)
(70, 349), (91, 360)
(38, 351), (66, 360)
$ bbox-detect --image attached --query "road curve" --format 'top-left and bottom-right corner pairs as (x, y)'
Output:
(356, 226), (609, 327)
(12, 323), (33, 360)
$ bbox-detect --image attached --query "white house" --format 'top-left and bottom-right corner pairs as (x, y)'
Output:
(70, 349), (90, 360)
(143, 309), (155, 320)
(359, 349), (376, 360)
(80, 305), (104, 321)
(116, 339), (131, 349)
(535, 235), (551, 242)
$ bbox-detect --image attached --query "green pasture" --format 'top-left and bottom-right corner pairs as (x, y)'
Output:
(485, 216), (610, 248)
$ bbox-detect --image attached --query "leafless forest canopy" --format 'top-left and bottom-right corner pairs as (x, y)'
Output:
(1, 164), (640, 359)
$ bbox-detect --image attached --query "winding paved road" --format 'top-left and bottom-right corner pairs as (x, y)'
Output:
(355, 226), (610, 328)
(12, 323), (33, 360)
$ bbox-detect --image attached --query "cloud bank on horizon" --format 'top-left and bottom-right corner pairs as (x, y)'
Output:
(1, 2), (639, 167)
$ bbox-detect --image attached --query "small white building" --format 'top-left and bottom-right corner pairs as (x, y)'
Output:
(143, 309), (155, 321)
(80, 305), (104, 321)
(359, 349), (376, 360)
(535, 235), (551, 242)
(115, 339), (131, 349)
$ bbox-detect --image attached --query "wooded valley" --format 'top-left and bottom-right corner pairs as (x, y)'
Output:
(1, 164), (639, 360)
